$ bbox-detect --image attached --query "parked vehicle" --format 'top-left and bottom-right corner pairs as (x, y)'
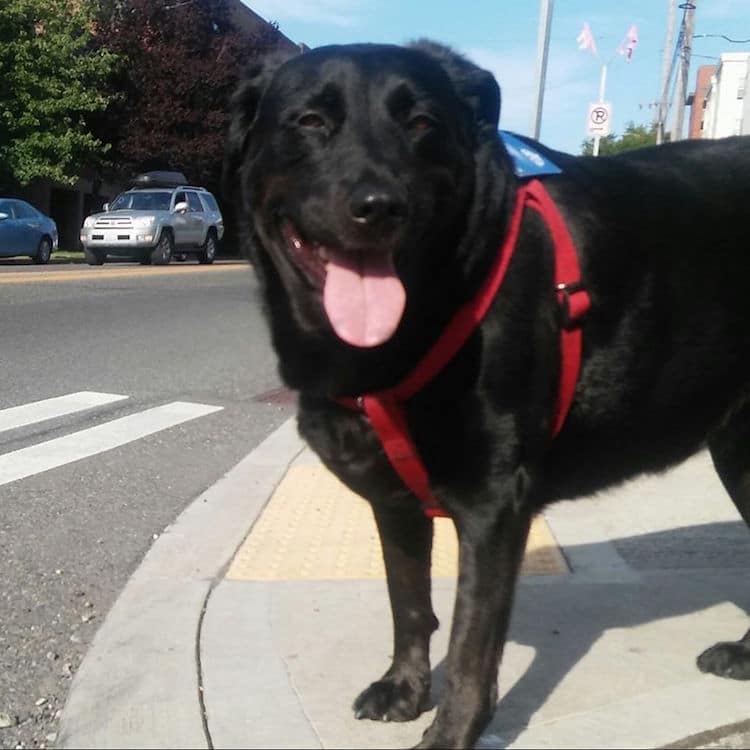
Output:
(0, 199), (58, 264)
(79, 171), (224, 265)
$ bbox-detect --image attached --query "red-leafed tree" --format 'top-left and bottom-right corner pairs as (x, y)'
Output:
(92, 0), (284, 194)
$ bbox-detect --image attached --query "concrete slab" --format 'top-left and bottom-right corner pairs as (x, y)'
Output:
(201, 581), (322, 749)
(199, 573), (750, 749)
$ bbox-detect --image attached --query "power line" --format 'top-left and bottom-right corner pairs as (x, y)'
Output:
(694, 34), (750, 44)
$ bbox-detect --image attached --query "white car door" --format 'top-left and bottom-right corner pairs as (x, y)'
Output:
(171, 190), (191, 246)
(185, 192), (206, 244)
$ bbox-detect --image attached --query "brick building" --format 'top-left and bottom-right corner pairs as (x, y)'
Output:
(688, 64), (717, 139)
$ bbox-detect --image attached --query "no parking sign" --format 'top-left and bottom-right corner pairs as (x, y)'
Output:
(587, 102), (612, 137)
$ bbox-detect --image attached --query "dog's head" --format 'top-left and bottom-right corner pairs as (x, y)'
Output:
(225, 41), (509, 391)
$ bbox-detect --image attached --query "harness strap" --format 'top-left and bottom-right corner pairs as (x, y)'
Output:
(361, 394), (445, 517)
(340, 179), (590, 518)
(524, 180), (591, 436)
(393, 180), (529, 400)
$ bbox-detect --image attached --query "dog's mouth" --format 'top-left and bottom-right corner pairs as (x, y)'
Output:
(281, 220), (406, 348)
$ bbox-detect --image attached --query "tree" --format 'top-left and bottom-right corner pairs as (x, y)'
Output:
(91, 0), (284, 193)
(0, 0), (117, 187)
(581, 121), (659, 156)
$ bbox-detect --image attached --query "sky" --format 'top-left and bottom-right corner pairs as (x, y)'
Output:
(242, 0), (750, 154)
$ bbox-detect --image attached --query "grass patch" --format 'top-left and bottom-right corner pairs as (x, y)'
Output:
(52, 250), (85, 261)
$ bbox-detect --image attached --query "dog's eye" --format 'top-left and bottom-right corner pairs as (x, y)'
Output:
(298, 112), (326, 129)
(407, 114), (437, 134)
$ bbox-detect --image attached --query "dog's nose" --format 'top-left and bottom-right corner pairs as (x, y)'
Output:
(349, 185), (407, 226)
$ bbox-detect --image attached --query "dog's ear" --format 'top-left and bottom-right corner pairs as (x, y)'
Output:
(410, 40), (501, 133)
(223, 50), (294, 197)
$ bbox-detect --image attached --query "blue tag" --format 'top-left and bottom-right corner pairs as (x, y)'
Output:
(499, 131), (562, 179)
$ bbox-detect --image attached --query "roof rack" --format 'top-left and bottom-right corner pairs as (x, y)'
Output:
(129, 171), (189, 189)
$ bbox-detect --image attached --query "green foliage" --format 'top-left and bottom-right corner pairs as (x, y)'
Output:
(0, 0), (117, 187)
(581, 121), (659, 156)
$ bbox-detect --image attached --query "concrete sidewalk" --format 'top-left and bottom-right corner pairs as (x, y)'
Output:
(57, 418), (750, 749)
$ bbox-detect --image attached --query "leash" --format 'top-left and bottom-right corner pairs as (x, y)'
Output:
(338, 179), (590, 517)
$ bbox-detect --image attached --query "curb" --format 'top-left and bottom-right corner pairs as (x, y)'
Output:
(57, 418), (303, 749)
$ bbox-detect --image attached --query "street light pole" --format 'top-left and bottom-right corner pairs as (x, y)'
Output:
(531, 0), (554, 140)
(592, 63), (608, 157)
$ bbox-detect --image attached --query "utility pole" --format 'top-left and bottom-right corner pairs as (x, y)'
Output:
(671, 1), (698, 142)
(531, 0), (554, 140)
(656, 0), (678, 144)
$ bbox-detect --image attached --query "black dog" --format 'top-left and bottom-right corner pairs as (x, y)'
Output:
(225, 41), (750, 748)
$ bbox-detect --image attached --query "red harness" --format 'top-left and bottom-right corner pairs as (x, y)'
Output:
(339, 178), (590, 517)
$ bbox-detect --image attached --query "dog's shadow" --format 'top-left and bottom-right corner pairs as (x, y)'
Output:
(428, 521), (750, 748)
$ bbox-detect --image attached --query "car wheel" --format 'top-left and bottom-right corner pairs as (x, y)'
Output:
(150, 231), (173, 265)
(33, 237), (52, 265)
(84, 247), (106, 265)
(198, 230), (217, 265)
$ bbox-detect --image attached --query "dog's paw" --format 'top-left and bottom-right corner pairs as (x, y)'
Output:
(352, 675), (430, 722)
(697, 636), (750, 680)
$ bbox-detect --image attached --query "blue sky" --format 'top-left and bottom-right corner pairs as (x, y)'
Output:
(243, 0), (750, 154)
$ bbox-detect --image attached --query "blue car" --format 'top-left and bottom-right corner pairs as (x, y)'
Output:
(0, 198), (58, 264)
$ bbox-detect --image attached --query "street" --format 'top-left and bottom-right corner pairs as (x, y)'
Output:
(0, 261), (295, 749)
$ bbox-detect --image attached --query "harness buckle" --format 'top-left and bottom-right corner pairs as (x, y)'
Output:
(556, 281), (590, 329)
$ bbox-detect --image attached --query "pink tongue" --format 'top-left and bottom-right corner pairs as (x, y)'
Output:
(323, 249), (406, 347)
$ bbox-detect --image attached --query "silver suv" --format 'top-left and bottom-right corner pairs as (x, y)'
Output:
(80, 172), (224, 265)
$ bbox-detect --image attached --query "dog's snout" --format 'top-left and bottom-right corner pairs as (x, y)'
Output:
(349, 184), (407, 226)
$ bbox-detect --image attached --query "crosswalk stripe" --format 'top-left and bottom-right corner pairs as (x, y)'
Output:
(0, 401), (223, 487)
(0, 391), (129, 434)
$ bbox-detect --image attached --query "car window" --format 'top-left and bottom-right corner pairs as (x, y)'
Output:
(110, 191), (172, 211)
(12, 201), (29, 218)
(15, 201), (36, 219)
(199, 192), (220, 213)
(173, 191), (187, 207)
(186, 192), (204, 212)
(0, 200), (15, 218)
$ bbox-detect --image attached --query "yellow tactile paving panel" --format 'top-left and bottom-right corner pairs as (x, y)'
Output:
(227, 464), (569, 581)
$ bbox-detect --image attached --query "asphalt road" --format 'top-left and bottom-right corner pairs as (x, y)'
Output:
(0, 260), (295, 749)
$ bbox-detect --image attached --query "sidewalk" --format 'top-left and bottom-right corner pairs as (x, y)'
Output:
(57, 418), (750, 749)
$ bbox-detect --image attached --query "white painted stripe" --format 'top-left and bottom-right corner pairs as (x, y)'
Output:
(0, 401), (223, 487)
(0, 392), (129, 434)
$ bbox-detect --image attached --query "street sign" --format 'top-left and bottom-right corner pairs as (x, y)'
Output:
(587, 102), (612, 136)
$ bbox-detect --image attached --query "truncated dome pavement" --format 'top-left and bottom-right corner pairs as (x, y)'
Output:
(227, 463), (569, 580)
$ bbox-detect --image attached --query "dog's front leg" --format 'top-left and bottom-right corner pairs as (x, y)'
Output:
(353, 501), (439, 722)
(418, 493), (532, 749)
